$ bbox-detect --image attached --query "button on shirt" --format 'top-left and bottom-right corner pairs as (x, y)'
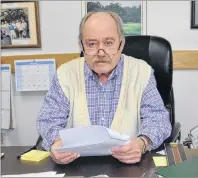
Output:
(37, 56), (172, 151)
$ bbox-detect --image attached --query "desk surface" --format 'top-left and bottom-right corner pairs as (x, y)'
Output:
(1, 146), (198, 177)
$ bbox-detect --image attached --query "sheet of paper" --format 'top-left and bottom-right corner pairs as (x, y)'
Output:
(1, 91), (10, 109)
(91, 175), (109, 177)
(106, 128), (130, 141)
(2, 171), (65, 177)
(56, 125), (129, 156)
(10, 75), (16, 128)
(153, 156), (168, 167)
(1, 110), (10, 130)
(56, 139), (127, 156)
(1, 66), (11, 91)
(142, 168), (164, 177)
(14, 59), (56, 91)
(1, 65), (11, 129)
(156, 150), (166, 155)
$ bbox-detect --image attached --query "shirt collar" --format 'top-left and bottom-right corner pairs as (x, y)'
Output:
(84, 55), (124, 81)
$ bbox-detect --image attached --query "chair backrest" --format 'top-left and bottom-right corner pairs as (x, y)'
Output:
(122, 35), (174, 125)
(122, 35), (173, 106)
(80, 35), (175, 125)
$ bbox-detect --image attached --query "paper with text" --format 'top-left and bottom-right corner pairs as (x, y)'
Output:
(1, 65), (11, 129)
(2, 171), (65, 177)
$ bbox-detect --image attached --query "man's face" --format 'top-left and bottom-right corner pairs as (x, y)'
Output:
(81, 12), (125, 75)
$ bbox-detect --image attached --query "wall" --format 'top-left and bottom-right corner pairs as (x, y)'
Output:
(2, 1), (198, 146)
(147, 1), (198, 141)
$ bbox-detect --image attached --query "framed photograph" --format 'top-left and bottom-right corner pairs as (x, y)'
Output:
(1, 1), (41, 49)
(191, 1), (198, 28)
(81, 1), (147, 36)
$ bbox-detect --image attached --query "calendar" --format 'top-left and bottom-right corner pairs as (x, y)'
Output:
(14, 59), (56, 91)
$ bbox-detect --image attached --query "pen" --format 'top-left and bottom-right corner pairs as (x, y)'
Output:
(1, 153), (5, 158)
(141, 172), (146, 177)
(16, 136), (43, 159)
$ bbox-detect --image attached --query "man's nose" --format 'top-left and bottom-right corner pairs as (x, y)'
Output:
(97, 49), (106, 56)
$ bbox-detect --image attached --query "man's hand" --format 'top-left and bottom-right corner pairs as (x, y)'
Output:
(111, 137), (148, 164)
(50, 138), (80, 164)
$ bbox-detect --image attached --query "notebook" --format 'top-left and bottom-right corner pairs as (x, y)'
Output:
(156, 157), (198, 177)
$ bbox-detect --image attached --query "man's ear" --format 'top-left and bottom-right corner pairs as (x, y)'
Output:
(78, 40), (83, 51)
(120, 38), (125, 52)
(78, 40), (85, 57)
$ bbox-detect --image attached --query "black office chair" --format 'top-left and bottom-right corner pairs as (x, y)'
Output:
(35, 35), (181, 151)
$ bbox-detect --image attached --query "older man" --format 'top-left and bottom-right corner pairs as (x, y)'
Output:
(37, 11), (171, 164)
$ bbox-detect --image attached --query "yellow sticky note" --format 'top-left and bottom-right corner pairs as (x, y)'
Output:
(170, 142), (178, 147)
(21, 150), (50, 162)
(153, 156), (168, 167)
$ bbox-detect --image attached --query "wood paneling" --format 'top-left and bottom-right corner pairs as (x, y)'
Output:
(173, 50), (198, 69)
(2, 53), (80, 73)
(2, 50), (198, 72)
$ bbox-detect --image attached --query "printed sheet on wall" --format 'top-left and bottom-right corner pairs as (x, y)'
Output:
(14, 59), (56, 91)
(1, 64), (11, 129)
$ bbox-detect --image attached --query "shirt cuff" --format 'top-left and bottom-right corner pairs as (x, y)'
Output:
(137, 129), (160, 150)
(42, 129), (60, 151)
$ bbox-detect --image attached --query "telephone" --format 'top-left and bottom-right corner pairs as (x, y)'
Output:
(183, 125), (198, 148)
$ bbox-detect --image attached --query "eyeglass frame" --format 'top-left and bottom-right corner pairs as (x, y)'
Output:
(81, 40), (123, 56)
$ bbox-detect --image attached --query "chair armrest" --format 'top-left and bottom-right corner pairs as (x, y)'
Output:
(168, 122), (181, 142)
(35, 136), (45, 150)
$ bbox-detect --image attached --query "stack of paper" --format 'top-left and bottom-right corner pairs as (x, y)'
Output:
(2, 171), (65, 177)
(153, 156), (168, 167)
(55, 125), (131, 156)
(20, 150), (50, 162)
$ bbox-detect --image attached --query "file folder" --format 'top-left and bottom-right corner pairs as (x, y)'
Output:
(156, 157), (198, 177)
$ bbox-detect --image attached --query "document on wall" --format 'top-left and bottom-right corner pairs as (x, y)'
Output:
(1, 64), (11, 129)
(14, 59), (56, 91)
(55, 125), (131, 156)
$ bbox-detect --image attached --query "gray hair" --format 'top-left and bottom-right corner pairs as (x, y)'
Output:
(79, 10), (125, 41)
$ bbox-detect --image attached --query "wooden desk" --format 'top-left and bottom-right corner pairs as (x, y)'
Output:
(1, 146), (198, 177)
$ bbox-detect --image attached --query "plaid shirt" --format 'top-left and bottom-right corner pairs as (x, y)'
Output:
(37, 56), (171, 151)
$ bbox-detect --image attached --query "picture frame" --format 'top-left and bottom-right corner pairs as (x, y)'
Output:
(191, 1), (198, 28)
(1, 1), (41, 49)
(81, 1), (147, 36)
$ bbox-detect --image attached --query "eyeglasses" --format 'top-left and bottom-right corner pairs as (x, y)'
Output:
(81, 40), (122, 56)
